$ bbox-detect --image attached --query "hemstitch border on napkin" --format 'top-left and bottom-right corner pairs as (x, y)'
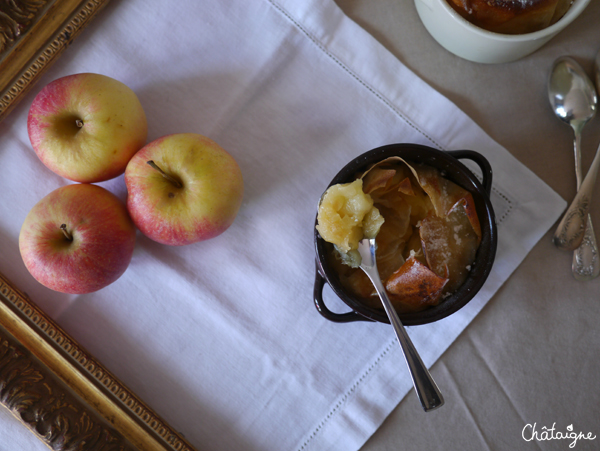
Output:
(296, 339), (397, 451)
(266, 0), (515, 232)
(266, 0), (444, 152)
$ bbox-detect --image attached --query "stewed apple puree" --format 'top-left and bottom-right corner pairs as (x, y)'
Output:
(316, 158), (482, 313)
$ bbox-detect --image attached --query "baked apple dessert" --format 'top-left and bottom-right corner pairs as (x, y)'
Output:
(316, 157), (482, 313)
(446, 0), (573, 34)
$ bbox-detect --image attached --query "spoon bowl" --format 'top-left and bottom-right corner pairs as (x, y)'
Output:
(548, 57), (597, 135)
(548, 56), (600, 279)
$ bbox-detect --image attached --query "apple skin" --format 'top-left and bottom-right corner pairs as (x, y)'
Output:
(124, 133), (244, 245)
(27, 73), (148, 183)
(19, 184), (136, 294)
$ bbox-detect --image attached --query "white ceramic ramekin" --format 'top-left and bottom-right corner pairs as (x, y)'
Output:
(414, 0), (592, 64)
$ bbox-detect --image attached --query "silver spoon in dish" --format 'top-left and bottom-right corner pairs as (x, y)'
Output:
(357, 238), (444, 412)
(548, 56), (600, 280)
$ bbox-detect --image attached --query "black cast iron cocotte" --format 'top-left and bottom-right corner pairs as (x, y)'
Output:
(313, 143), (498, 326)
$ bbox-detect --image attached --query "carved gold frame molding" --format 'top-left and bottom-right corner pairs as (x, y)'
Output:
(0, 272), (197, 450)
(0, 1), (198, 449)
(0, 0), (109, 123)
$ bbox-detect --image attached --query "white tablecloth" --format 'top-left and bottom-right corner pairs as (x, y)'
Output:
(0, 0), (565, 449)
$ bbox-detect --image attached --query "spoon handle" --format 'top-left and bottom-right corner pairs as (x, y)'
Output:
(572, 215), (600, 280)
(554, 141), (600, 251)
(570, 133), (600, 280)
(361, 266), (444, 412)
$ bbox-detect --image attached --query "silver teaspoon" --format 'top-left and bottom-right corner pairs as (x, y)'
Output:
(549, 57), (599, 280)
(357, 238), (444, 412)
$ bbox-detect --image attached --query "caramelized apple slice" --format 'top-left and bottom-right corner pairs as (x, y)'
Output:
(412, 164), (482, 243)
(452, 194), (481, 244)
(374, 204), (411, 280)
(362, 163), (413, 194)
(363, 168), (397, 194)
(419, 208), (479, 293)
(385, 257), (449, 309)
(403, 231), (427, 266)
(397, 177), (414, 196)
(362, 156), (481, 243)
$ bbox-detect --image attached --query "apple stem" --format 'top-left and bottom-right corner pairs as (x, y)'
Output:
(60, 224), (73, 241)
(147, 160), (183, 188)
(75, 119), (84, 128)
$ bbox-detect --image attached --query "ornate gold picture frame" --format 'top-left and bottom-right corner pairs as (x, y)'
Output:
(0, 2), (197, 449)
(0, 273), (196, 450)
(0, 0), (106, 123)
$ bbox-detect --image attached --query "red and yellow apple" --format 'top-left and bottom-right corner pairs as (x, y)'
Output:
(19, 184), (136, 294)
(27, 73), (148, 183)
(124, 133), (244, 245)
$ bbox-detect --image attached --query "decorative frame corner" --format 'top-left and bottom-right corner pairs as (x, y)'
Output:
(0, 272), (197, 451)
(0, 0), (109, 123)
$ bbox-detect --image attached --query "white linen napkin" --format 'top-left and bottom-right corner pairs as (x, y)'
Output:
(0, 0), (565, 450)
